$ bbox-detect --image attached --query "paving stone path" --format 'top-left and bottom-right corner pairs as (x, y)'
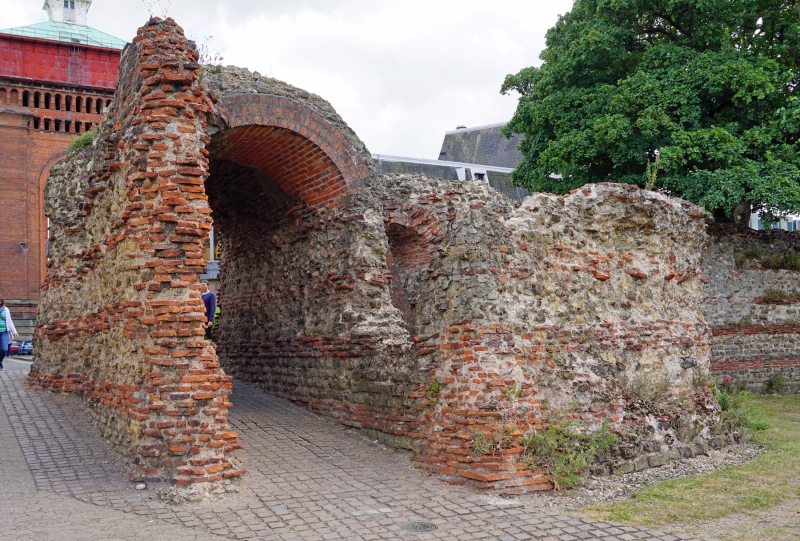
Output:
(0, 368), (713, 541)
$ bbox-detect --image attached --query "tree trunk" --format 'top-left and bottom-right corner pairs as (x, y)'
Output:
(732, 200), (752, 231)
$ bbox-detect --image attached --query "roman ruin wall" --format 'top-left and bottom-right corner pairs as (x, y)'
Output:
(32, 18), (242, 485)
(703, 225), (800, 393)
(33, 17), (733, 491)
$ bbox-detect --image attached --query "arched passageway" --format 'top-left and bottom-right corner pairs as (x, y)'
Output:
(201, 92), (411, 408)
(34, 17), (419, 487)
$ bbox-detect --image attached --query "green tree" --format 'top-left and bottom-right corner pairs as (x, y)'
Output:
(502, 0), (800, 223)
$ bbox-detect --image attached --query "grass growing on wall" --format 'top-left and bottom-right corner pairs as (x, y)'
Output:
(580, 395), (800, 527)
(67, 128), (96, 154)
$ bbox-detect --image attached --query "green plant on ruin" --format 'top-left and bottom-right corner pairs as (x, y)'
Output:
(428, 381), (444, 399)
(619, 370), (678, 415)
(690, 369), (714, 392)
(501, 381), (522, 401)
(736, 248), (765, 269)
(67, 127), (97, 154)
(762, 372), (789, 395)
(783, 252), (800, 270)
(520, 417), (617, 490)
(762, 254), (784, 269)
(471, 431), (493, 456)
(762, 287), (789, 303)
(459, 246), (484, 261)
(470, 424), (517, 456)
(735, 315), (753, 329)
(761, 251), (800, 271)
(712, 380), (769, 437)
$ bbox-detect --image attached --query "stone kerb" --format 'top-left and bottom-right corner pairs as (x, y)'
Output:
(213, 94), (372, 207)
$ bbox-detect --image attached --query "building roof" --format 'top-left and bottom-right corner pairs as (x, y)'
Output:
(438, 123), (524, 169)
(444, 122), (508, 135)
(373, 154), (514, 173)
(0, 20), (126, 50)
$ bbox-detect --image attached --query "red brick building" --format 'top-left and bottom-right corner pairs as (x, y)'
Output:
(0, 0), (124, 329)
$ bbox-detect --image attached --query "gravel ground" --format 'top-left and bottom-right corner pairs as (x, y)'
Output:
(517, 444), (765, 512)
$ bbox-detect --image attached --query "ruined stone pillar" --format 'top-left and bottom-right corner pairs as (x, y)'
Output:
(31, 18), (242, 485)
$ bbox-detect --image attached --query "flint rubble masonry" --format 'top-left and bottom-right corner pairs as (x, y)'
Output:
(704, 225), (800, 393)
(34, 17), (725, 490)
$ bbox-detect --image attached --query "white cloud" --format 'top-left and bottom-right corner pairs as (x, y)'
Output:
(0, 0), (574, 159)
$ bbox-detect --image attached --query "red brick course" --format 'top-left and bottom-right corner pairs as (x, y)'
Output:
(213, 94), (372, 207)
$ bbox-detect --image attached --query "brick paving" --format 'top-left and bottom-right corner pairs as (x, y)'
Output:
(0, 369), (713, 540)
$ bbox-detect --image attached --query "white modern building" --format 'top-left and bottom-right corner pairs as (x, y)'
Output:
(749, 214), (800, 231)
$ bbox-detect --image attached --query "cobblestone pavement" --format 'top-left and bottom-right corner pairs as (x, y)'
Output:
(0, 369), (717, 541)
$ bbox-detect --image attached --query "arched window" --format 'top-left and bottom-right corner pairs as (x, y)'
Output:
(65, 95), (72, 112)
(34, 92), (41, 108)
(22, 91), (29, 107)
(44, 119), (51, 131)
(44, 93), (51, 109)
(33, 118), (40, 129)
(55, 119), (61, 132)
(75, 96), (82, 112)
(384, 222), (432, 332)
(85, 97), (92, 113)
(65, 120), (71, 133)
(105, 99), (112, 108)
(55, 94), (62, 111)
(95, 99), (101, 114)
(0, 88), (6, 104)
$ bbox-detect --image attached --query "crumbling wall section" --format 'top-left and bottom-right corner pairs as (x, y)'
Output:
(372, 177), (719, 490)
(704, 225), (800, 393)
(31, 18), (242, 485)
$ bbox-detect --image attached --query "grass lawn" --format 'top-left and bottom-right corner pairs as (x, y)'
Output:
(581, 394), (800, 528)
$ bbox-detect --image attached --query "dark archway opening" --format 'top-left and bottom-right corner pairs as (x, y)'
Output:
(385, 223), (430, 334)
(204, 123), (351, 391)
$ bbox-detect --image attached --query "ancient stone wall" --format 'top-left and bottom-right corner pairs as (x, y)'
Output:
(32, 18), (242, 485)
(35, 16), (726, 492)
(371, 178), (717, 489)
(703, 225), (800, 393)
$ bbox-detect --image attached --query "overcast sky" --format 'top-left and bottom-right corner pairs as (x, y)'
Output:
(0, 0), (575, 159)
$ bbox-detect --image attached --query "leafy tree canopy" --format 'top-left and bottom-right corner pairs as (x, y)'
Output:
(502, 0), (800, 221)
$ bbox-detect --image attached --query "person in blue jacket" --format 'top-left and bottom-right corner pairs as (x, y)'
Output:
(0, 297), (19, 371)
(200, 282), (217, 341)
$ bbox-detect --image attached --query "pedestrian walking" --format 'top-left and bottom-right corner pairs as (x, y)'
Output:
(0, 297), (19, 371)
(200, 282), (217, 341)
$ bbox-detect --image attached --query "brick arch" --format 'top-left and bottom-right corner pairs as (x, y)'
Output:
(383, 203), (445, 249)
(34, 149), (67, 284)
(212, 94), (372, 207)
(382, 204), (444, 333)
